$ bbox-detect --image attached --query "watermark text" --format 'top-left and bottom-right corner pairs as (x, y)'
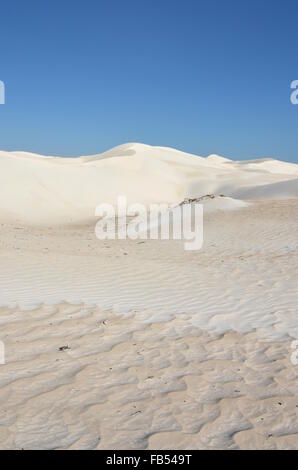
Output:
(0, 80), (5, 104)
(95, 196), (204, 251)
(290, 80), (298, 105)
(0, 341), (5, 365)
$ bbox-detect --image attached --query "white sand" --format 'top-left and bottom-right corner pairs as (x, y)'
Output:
(0, 143), (297, 224)
(0, 144), (298, 449)
(0, 200), (297, 339)
(1, 305), (298, 450)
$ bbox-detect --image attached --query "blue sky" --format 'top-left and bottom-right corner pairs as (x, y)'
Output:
(0, 0), (298, 162)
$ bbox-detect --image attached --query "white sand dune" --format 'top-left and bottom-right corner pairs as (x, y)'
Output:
(234, 178), (298, 199)
(0, 144), (298, 450)
(0, 143), (297, 224)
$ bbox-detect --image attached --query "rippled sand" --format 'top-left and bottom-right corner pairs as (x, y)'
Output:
(0, 200), (298, 449)
(0, 305), (298, 449)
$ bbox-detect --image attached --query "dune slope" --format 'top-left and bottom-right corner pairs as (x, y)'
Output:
(0, 143), (297, 224)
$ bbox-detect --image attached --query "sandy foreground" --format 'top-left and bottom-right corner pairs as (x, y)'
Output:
(0, 200), (298, 450)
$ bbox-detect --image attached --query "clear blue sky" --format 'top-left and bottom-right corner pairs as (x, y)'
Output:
(0, 0), (298, 161)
